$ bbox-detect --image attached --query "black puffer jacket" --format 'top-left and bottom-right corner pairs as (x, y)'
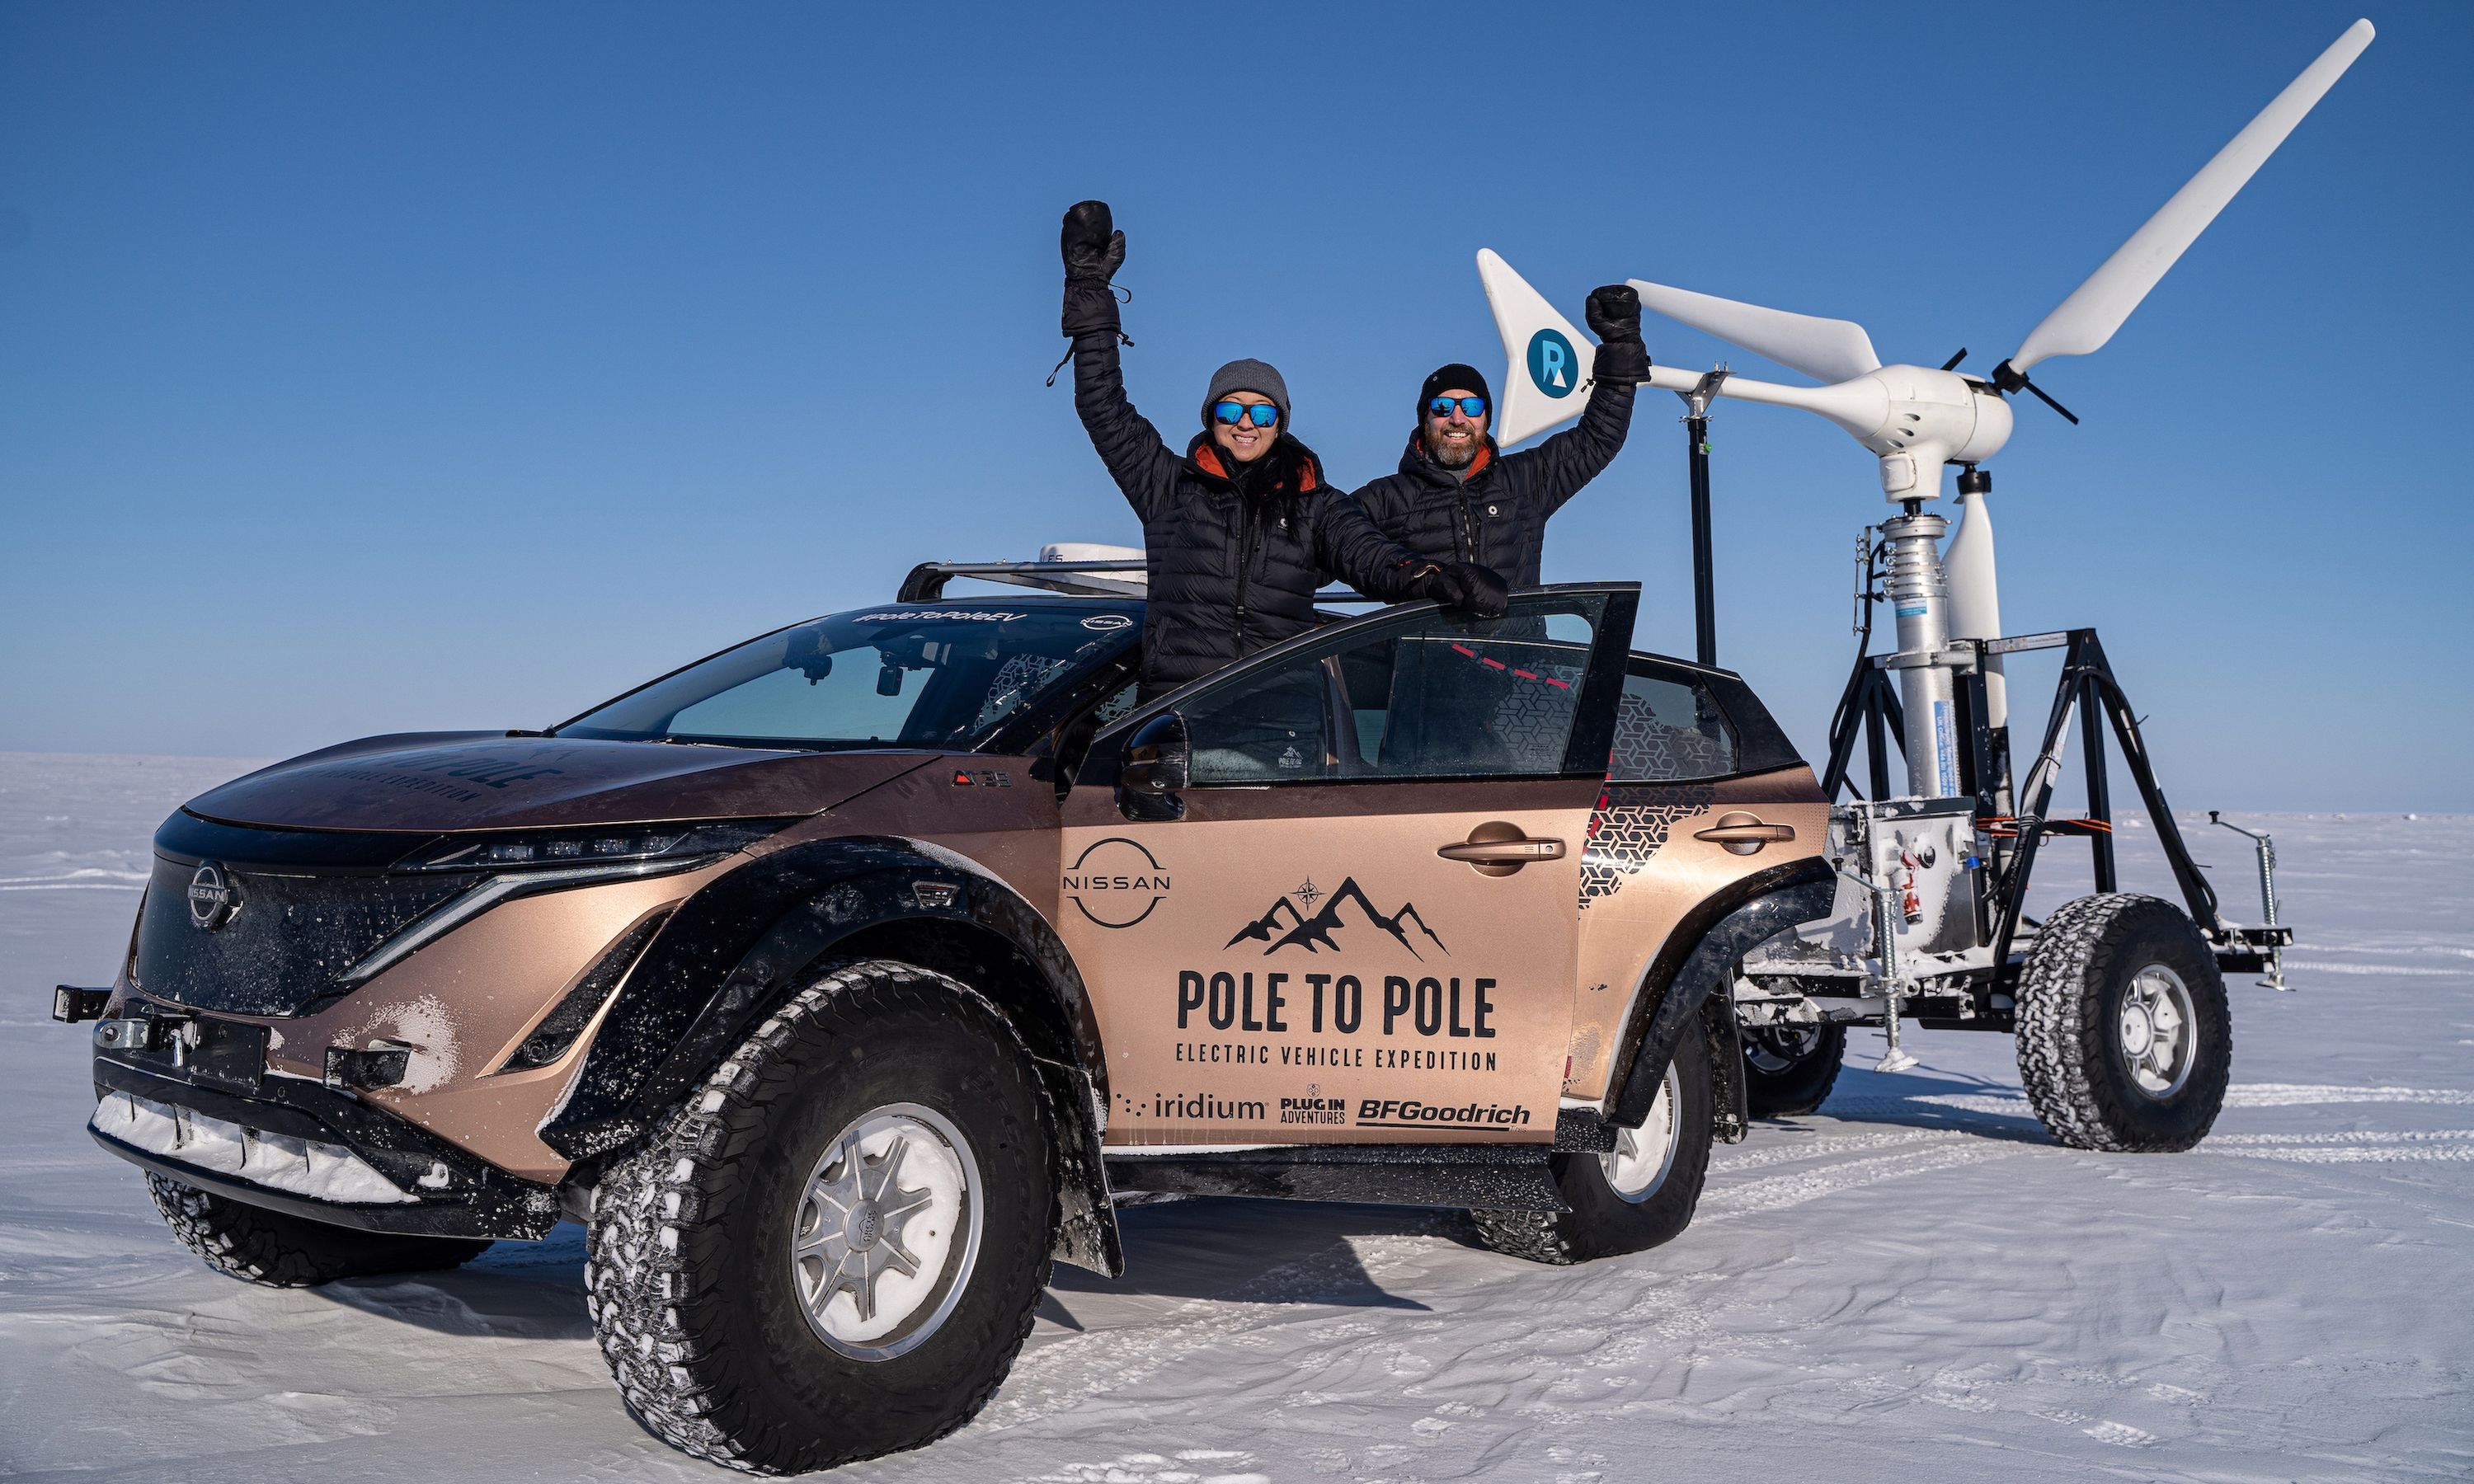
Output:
(1349, 380), (1635, 588)
(1071, 331), (1433, 697)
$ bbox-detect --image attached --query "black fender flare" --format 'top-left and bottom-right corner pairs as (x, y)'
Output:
(1607, 857), (1833, 1138)
(542, 834), (1122, 1275)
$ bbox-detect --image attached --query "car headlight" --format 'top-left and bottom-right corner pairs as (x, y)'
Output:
(393, 819), (792, 872)
(341, 819), (795, 987)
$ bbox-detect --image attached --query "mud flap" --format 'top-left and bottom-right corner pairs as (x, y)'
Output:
(1700, 993), (1750, 1144)
(1029, 1054), (1124, 1278)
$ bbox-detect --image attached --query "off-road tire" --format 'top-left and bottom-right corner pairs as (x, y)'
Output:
(1742, 1021), (1846, 1118)
(584, 959), (1057, 1475)
(1470, 1031), (1715, 1265)
(146, 1173), (492, 1286)
(2016, 893), (2232, 1152)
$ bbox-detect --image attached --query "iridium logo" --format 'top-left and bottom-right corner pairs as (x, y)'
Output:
(1526, 328), (1578, 399)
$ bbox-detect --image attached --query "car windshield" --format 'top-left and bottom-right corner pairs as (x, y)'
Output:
(558, 603), (1136, 750)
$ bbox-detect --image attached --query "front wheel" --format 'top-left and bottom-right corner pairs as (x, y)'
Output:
(585, 959), (1056, 1475)
(146, 1174), (491, 1286)
(1470, 1032), (1714, 1265)
(2015, 894), (2232, 1152)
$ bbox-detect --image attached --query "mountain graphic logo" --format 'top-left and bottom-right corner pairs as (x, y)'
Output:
(1223, 877), (1450, 960)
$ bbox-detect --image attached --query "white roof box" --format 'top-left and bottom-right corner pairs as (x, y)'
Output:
(1038, 542), (1145, 585)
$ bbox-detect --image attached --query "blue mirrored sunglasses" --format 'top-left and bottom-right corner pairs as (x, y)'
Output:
(1213, 401), (1280, 428)
(1428, 395), (1488, 419)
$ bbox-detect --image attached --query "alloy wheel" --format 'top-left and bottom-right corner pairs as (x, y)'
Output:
(790, 1103), (983, 1361)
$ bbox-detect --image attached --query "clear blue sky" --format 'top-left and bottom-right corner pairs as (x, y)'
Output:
(4, 2), (2465, 810)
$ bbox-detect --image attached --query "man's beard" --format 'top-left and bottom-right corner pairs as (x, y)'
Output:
(1428, 427), (1479, 469)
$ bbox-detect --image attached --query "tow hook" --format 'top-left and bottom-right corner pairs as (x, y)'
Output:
(95, 1013), (203, 1063)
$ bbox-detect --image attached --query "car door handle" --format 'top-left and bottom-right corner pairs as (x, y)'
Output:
(1693, 813), (1796, 856)
(1437, 823), (1565, 877)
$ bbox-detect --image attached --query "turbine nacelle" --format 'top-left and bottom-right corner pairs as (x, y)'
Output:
(1674, 360), (2015, 501)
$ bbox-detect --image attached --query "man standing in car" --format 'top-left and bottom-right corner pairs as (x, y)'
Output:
(1059, 200), (1506, 702)
(1351, 288), (1649, 587)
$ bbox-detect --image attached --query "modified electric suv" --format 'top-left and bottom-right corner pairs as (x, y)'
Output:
(61, 559), (2231, 1473)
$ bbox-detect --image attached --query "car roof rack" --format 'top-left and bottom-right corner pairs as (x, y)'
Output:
(899, 560), (1144, 602)
(897, 559), (1379, 607)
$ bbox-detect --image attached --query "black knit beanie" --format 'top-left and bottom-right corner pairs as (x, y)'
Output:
(1418, 363), (1493, 420)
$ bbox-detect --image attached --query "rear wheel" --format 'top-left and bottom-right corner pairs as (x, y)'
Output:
(1470, 1033), (1714, 1265)
(147, 1175), (492, 1287)
(586, 959), (1056, 1475)
(2015, 894), (2232, 1152)
(1742, 1021), (1846, 1117)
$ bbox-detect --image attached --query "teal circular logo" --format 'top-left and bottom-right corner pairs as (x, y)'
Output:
(1526, 329), (1578, 399)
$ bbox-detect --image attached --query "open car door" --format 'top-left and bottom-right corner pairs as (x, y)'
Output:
(1058, 585), (1639, 1148)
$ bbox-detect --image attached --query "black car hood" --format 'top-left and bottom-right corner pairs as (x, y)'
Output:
(186, 732), (938, 833)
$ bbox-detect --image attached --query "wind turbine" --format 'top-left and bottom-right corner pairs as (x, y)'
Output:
(1481, 19), (2374, 801)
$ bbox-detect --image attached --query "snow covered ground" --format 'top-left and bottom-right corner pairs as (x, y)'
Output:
(2, 752), (2469, 1482)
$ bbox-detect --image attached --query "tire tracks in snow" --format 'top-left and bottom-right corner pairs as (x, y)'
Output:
(1700, 1138), (2025, 1221)
(981, 1129), (2024, 1433)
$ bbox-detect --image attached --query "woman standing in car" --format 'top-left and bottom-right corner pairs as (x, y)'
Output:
(1058, 200), (1504, 702)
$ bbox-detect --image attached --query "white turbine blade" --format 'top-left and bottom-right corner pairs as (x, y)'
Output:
(2010, 18), (2374, 373)
(1627, 279), (1880, 385)
(1477, 249), (1598, 446)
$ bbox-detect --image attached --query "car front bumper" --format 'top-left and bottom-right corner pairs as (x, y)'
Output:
(90, 1017), (561, 1242)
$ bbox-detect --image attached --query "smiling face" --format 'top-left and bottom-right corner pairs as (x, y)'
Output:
(1424, 388), (1489, 469)
(1211, 391), (1279, 464)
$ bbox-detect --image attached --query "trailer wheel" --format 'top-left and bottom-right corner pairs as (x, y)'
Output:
(1742, 1021), (1846, 1117)
(146, 1174), (492, 1287)
(584, 960), (1056, 1475)
(2015, 894), (2231, 1153)
(1470, 1032), (1714, 1265)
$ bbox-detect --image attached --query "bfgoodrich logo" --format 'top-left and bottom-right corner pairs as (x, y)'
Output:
(1063, 836), (1171, 929)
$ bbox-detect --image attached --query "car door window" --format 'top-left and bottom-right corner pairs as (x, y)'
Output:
(1608, 662), (1738, 782)
(1180, 599), (1606, 784)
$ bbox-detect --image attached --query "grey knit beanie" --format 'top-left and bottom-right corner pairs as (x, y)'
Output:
(1200, 359), (1291, 430)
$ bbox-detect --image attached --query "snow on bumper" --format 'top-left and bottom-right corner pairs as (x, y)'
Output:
(91, 1089), (417, 1205)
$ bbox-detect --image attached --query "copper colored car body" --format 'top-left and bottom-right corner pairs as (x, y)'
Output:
(69, 576), (1828, 1467)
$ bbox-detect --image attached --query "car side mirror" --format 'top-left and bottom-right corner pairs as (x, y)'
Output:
(1116, 711), (1189, 822)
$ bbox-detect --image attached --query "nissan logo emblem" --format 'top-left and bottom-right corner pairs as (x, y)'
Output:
(187, 862), (240, 931)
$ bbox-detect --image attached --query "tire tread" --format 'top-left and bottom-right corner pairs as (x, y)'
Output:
(584, 958), (1053, 1475)
(147, 1174), (489, 1287)
(2015, 893), (2231, 1153)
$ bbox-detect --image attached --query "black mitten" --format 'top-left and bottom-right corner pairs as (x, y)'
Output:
(1061, 200), (1125, 283)
(1586, 284), (1649, 383)
(1420, 561), (1511, 618)
(1061, 200), (1127, 338)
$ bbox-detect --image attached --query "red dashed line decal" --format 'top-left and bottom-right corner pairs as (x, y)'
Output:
(1545, 676), (1570, 688)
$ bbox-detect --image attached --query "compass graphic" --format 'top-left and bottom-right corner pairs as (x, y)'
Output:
(1291, 879), (1322, 909)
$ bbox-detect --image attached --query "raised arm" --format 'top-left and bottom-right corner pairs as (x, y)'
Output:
(1500, 284), (1646, 514)
(1061, 201), (1178, 520)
